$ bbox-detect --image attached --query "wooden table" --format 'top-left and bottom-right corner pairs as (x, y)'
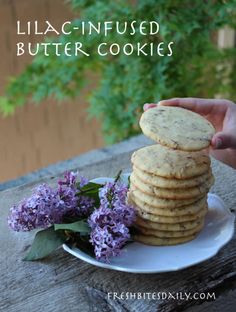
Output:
(1, 137), (236, 312)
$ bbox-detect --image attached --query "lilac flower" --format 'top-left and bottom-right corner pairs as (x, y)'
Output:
(78, 176), (89, 188)
(88, 206), (130, 262)
(88, 181), (136, 262)
(77, 196), (94, 216)
(57, 171), (94, 217)
(57, 171), (83, 217)
(8, 171), (94, 231)
(7, 184), (61, 232)
(99, 181), (136, 226)
(8, 171), (135, 262)
(58, 171), (78, 188)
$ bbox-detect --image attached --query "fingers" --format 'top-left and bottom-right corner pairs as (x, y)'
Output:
(158, 98), (213, 114)
(143, 103), (157, 111)
(143, 98), (232, 115)
(211, 132), (236, 150)
(158, 97), (231, 115)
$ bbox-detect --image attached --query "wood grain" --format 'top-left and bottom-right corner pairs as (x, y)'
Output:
(0, 153), (236, 312)
(0, 0), (104, 182)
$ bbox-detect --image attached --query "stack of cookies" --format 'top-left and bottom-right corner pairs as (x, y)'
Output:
(128, 106), (215, 246)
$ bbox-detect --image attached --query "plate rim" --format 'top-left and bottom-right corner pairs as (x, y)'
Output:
(62, 175), (235, 273)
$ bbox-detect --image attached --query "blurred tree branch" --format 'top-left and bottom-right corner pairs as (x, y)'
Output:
(1, 0), (236, 143)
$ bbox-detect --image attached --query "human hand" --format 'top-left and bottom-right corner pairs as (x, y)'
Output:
(143, 98), (236, 169)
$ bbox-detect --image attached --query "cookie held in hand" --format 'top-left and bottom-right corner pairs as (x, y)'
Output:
(139, 106), (215, 151)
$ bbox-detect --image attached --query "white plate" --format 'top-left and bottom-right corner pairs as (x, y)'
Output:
(63, 174), (235, 273)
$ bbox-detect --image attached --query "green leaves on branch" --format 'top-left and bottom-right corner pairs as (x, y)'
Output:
(1, 0), (236, 143)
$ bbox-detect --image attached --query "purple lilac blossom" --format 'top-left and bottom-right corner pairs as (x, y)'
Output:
(7, 184), (61, 232)
(88, 206), (130, 262)
(99, 182), (135, 226)
(8, 171), (94, 232)
(88, 181), (136, 262)
(57, 171), (94, 218)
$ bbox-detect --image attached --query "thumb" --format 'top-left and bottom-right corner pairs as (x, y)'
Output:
(212, 132), (236, 149)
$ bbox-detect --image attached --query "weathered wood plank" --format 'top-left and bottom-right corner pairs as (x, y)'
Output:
(0, 148), (236, 312)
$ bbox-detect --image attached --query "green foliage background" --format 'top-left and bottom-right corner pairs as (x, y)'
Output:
(1, 0), (236, 143)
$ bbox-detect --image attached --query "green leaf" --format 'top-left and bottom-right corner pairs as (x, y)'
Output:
(54, 220), (90, 233)
(78, 182), (102, 207)
(78, 182), (102, 193)
(23, 227), (67, 261)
